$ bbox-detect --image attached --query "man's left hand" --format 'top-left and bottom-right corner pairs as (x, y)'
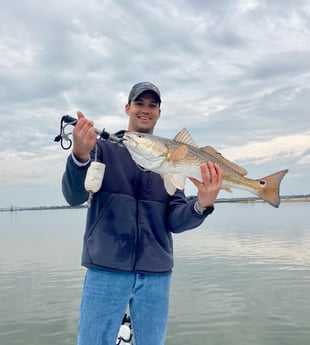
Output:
(189, 161), (223, 208)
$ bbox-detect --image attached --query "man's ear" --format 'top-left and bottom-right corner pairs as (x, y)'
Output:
(157, 108), (161, 119)
(125, 103), (130, 115)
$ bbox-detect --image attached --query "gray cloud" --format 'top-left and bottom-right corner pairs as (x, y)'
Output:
(0, 0), (309, 206)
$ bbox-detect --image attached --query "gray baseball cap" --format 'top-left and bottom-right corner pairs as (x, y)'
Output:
(128, 82), (161, 103)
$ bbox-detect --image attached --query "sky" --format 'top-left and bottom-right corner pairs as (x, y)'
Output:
(0, 0), (309, 208)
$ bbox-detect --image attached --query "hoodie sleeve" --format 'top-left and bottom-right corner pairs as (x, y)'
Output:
(167, 189), (214, 233)
(62, 154), (90, 206)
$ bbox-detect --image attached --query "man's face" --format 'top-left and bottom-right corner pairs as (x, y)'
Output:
(125, 92), (161, 133)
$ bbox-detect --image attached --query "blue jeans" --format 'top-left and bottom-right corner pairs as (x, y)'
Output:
(77, 268), (171, 345)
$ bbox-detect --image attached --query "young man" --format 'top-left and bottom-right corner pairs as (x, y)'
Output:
(62, 82), (222, 345)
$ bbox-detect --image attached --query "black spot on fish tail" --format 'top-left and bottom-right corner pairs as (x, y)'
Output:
(255, 169), (288, 208)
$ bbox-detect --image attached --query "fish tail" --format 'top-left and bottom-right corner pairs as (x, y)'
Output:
(255, 169), (289, 208)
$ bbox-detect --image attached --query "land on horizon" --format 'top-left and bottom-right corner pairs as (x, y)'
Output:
(1, 194), (309, 212)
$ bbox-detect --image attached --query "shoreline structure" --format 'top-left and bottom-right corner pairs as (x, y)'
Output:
(1, 195), (309, 212)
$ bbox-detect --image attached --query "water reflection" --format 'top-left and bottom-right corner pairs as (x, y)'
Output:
(173, 202), (310, 270)
(0, 203), (310, 345)
(174, 230), (310, 269)
(168, 203), (310, 345)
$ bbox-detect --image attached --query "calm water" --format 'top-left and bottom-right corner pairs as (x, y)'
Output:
(0, 202), (309, 345)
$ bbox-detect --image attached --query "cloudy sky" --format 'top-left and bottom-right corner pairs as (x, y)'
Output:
(1, 0), (309, 208)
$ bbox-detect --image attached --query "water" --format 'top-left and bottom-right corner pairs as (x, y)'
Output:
(0, 203), (309, 345)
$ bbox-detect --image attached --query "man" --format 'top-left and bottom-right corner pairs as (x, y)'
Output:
(62, 82), (222, 345)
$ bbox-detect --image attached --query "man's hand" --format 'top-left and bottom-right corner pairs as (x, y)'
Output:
(189, 161), (223, 208)
(72, 111), (97, 163)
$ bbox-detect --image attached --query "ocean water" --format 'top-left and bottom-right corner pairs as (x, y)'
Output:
(0, 202), (309, 345)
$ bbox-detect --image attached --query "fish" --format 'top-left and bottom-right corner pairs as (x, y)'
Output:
(123, 129), (289, 208)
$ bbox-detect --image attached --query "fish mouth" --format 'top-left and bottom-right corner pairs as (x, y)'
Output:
(122, 133), (138, 148)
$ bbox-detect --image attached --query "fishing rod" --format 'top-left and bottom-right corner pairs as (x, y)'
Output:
(54, 115), (121, 150)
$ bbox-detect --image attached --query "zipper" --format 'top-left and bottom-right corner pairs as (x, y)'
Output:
(132, 166), (143, 271)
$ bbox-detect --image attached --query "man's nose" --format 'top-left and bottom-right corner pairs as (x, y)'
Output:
(141, 106), (150, 113)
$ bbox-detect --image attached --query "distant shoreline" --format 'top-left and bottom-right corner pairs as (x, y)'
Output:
(1, 195), (309, 212)
(215, 195), (310, 204)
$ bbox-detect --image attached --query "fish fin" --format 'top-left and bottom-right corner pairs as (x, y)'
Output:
(169, 174), (186, 190)
(174, 129), (199, 147)
(163, 175), (177, 195)
(162, 174), (186, 195)
(254, 169), (289, 208)
(222, 184), (232, 193)
(168, 145), (188, 163)
(200, 146), (248, 176)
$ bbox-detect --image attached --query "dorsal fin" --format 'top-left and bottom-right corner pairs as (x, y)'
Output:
(200, 146), (248, 176)
(173, 129), (198, 147)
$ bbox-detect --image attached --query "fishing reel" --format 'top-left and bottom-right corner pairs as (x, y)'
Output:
(54, 114), (121, 150)
(116, 314), (132, 345)
(54, 115), (77, 150)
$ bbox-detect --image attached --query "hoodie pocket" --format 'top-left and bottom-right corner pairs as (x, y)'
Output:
(86, 193), (137, 270)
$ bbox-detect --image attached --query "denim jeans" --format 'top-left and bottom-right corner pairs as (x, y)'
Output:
(77, 268), (172, 345)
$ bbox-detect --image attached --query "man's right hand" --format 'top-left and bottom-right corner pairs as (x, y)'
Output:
(72, 111), (97, 163)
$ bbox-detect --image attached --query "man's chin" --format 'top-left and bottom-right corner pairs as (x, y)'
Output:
(136, 124), (154, 134)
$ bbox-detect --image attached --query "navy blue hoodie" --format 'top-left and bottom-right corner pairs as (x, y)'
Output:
(62, 133), (213, 274)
